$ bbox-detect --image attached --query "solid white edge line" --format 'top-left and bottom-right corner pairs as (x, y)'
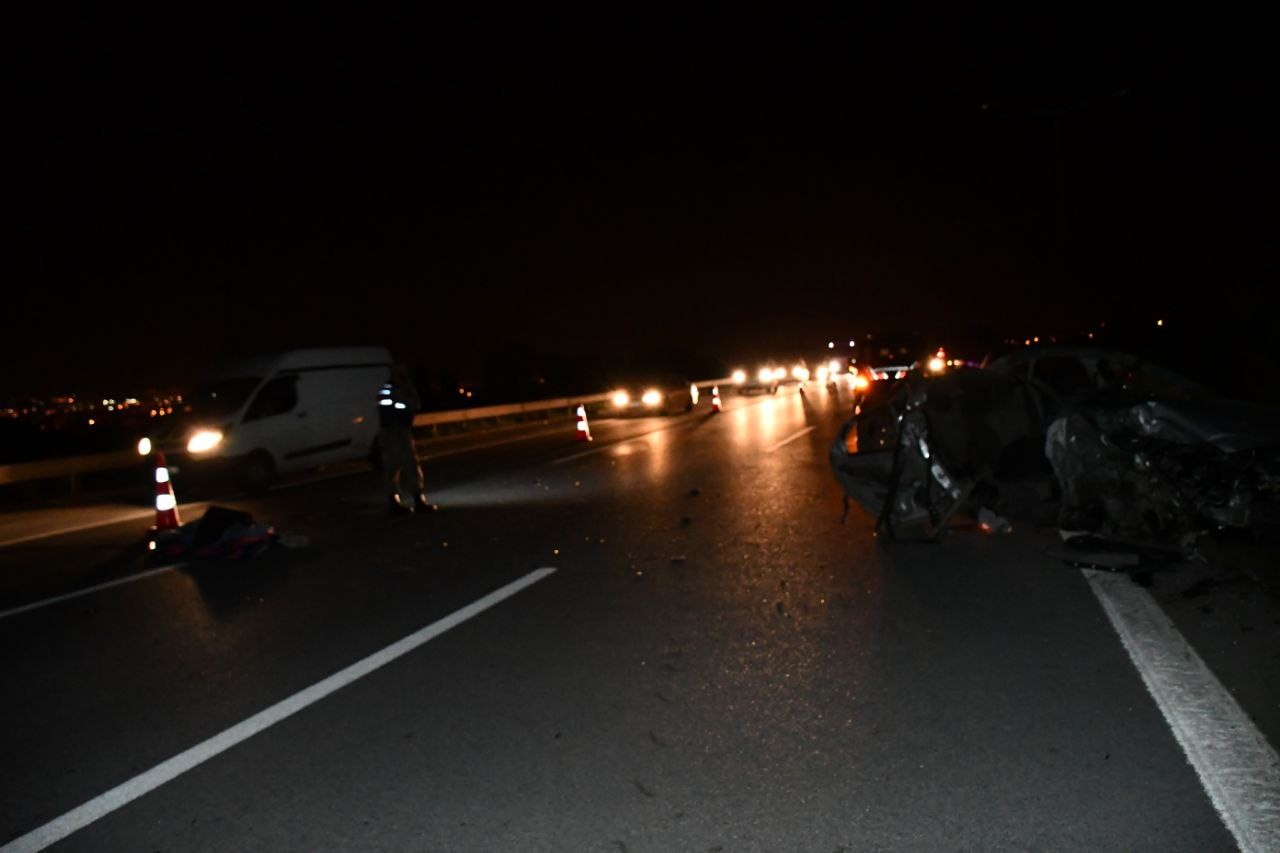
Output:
(1084, 568), (1280, 853)
(0, 510), (159, 549)
(423, 422), (573, 460)
(765, 425), (815, 453)
(0, 563), (187, 622)
(0, 567), (557, 853)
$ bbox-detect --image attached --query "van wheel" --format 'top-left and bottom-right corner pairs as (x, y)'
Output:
(240, 451), (275, 495)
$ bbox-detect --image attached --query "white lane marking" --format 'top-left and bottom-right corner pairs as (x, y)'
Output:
(550, 421), (693, 466)
(0, 567), (557, 853)
(765, 426), (815, 453)
(552, 439), (649, 465)
(0, 510), (158, 549)
(0, 563), (187, 622)
(423, 422), (577, 460)
(1085, 569), (1280, 852)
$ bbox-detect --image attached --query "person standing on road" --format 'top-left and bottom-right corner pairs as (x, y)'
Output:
(379, 362), (435, 515)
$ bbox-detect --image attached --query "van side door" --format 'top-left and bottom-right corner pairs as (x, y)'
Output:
(289, 366), (386, 467)
(238, 374), (314, 466)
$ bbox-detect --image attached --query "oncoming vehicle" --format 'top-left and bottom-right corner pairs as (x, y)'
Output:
(784, 360), (811, 385)
(731, 365), (783, 395)
(138, 347), (393, 493)
(607, 375), (698, 416)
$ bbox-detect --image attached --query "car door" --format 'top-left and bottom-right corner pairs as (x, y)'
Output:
(237, 374), (315, 469)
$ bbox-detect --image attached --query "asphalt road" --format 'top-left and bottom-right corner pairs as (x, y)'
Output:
(1, 385), (1276, 851)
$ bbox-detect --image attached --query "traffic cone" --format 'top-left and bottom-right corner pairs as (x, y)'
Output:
(152, 451), (181, 531)
(574, 405), (593, 441)
(710, 385), (722, 414)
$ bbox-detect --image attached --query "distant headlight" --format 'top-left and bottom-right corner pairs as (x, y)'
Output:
(853, 374), (871, 390)
(773, 367), (787, 381)
(641, 389), (662, 407)
(187, 429), (224, 454)
(690, 384), (700, 406)
(758, 367), (774, 383)
(612, 391), (630, 407)
(136, 437), (152, 456)
(732, 369), (747, 385)
(816, 366), (829, 383)
(928, 357), (946, 373)
(792, 366), (810, 381)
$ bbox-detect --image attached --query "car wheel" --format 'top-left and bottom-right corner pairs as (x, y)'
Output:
(240, 451), (275, 495)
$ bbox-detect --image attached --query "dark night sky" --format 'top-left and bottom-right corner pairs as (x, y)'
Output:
(4, 13), (1273, 398)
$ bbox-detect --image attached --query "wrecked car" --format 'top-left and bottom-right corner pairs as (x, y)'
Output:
(830, 346), (1280, 553)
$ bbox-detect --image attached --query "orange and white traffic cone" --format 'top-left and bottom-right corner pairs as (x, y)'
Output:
(710, 385), (722, 414)
(152, 451), (181, 532)
(574, 405), (593, 441)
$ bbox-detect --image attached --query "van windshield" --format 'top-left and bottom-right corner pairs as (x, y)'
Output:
(186, 377), (261, 418)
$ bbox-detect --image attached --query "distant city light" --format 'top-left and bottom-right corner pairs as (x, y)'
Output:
(827, 341), (835, 349)
(1157, 319), (1165, 327)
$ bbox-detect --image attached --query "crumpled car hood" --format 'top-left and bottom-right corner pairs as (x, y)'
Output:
(1119, 400), (1280, 453)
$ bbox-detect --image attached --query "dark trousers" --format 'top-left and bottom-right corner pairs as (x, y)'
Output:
(380, 425), (424, 505)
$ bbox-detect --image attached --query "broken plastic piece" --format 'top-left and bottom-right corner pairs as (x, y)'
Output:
(977, 507), (1012, 534)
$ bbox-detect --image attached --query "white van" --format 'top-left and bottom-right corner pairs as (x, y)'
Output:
(145, 347), (394, 492)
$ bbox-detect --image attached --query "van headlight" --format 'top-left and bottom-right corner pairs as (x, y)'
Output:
(187, 429), (224, 454)
(757, 367), (774, 383)
(732, 369), (747, 385)
(612, 391), (630, 407)
(641, 389), (662, 407)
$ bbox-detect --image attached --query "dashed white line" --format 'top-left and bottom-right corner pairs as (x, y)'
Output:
(0, 567), (557, 853)
(0, 563), (187, 621)
(1085, 568), (1280, 853)
(765, 426), (815, 453)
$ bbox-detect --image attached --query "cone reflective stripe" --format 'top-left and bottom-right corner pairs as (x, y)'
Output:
(152, 451), (181, 530)
(574, 405), (592, 442)
(710, 385), (722, 414)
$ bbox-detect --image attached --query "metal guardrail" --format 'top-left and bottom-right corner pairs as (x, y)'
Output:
(0, 450), (139, 488)
(0, 378), (734, 488)
(413, 393), (609, 428)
